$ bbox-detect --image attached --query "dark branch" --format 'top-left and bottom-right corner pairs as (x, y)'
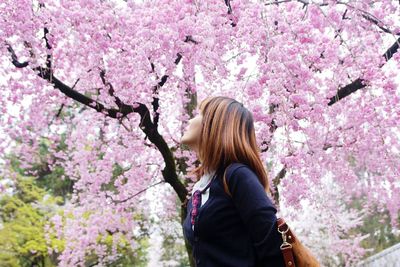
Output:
(223, 0), (236, 26)
(43, 27), (52, 69)
(272, 167), (286, 205)
(175, 53), (183, 65)
(107, 180), (165, 204)
(6, 44), (29, 68)
(382, 37), (400, 62)
(148, 60), (165, 130)
(362, 14), (400, 36)
(151, 75), (168, 129)
(224, 0), (233, 14)
(264, 0), (291, 5)
(99, 69), (128, 116)
(328, 78), (364, 106)
(55, 104), (64, 117)
(149, 48), (187, 129)
(328, 37), (400, 105)
(263, 37), (400, 194)
(41, 67), (132, 118)
(261, 103), (278, 153)
(184, 35), (199, 44)
(7, 45), (188, 202)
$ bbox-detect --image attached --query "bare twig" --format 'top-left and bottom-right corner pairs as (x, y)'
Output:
(106, 180), (165, 204)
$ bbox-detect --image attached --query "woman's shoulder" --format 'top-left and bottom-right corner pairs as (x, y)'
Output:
(224, 162), (262, 188)
(225, 162), (255, 178)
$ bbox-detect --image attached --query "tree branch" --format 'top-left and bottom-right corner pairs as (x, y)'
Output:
(148, 60), (163, 130)
(99, 69), (126, 114)
(224, 0), (233, 14)
(261, 103), (279, 153)
(6, 45), (29, 68)
(328, 37), (399, 105)
(362, 14), (400, 36)
(7, 42), (189, 202)
(272, 167), (286, 205)
(107, 180), (165, 204)
(263, 35), (399, 197)
(43, 27), (52, 69)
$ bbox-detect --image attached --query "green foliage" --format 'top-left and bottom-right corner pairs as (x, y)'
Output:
(1, 136), (150, 266)
(159, 198), (190, 267)
(100, 163), (129, 194)
(347, 195), (400, 258)
(85, 235), (149, 267)
(7, 135), (74, 204)
(160, 233), (190, 267)
(0, 175), (60, 267)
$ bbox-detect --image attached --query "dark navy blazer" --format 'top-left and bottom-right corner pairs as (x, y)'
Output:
(183, 163), (285, 267)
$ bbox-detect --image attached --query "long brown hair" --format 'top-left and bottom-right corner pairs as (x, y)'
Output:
(191, 96), (270, 195)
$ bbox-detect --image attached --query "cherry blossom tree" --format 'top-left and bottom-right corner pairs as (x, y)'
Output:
(1, 0), (399, 265)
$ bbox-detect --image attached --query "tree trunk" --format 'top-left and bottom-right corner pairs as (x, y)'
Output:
(181, 205), (195, 267)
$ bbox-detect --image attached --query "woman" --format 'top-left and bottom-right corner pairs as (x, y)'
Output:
(181, 96), (285, 267)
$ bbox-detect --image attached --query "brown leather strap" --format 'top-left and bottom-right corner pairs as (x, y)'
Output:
(277, 217), (296, 267)
(281, 246), (296, 267)
(277, 217), (296, 244)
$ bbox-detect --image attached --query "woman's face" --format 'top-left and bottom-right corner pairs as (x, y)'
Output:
(181, 109), (203, 151)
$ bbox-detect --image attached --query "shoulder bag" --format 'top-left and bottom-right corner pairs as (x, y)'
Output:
(276, 217), (320, 267)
